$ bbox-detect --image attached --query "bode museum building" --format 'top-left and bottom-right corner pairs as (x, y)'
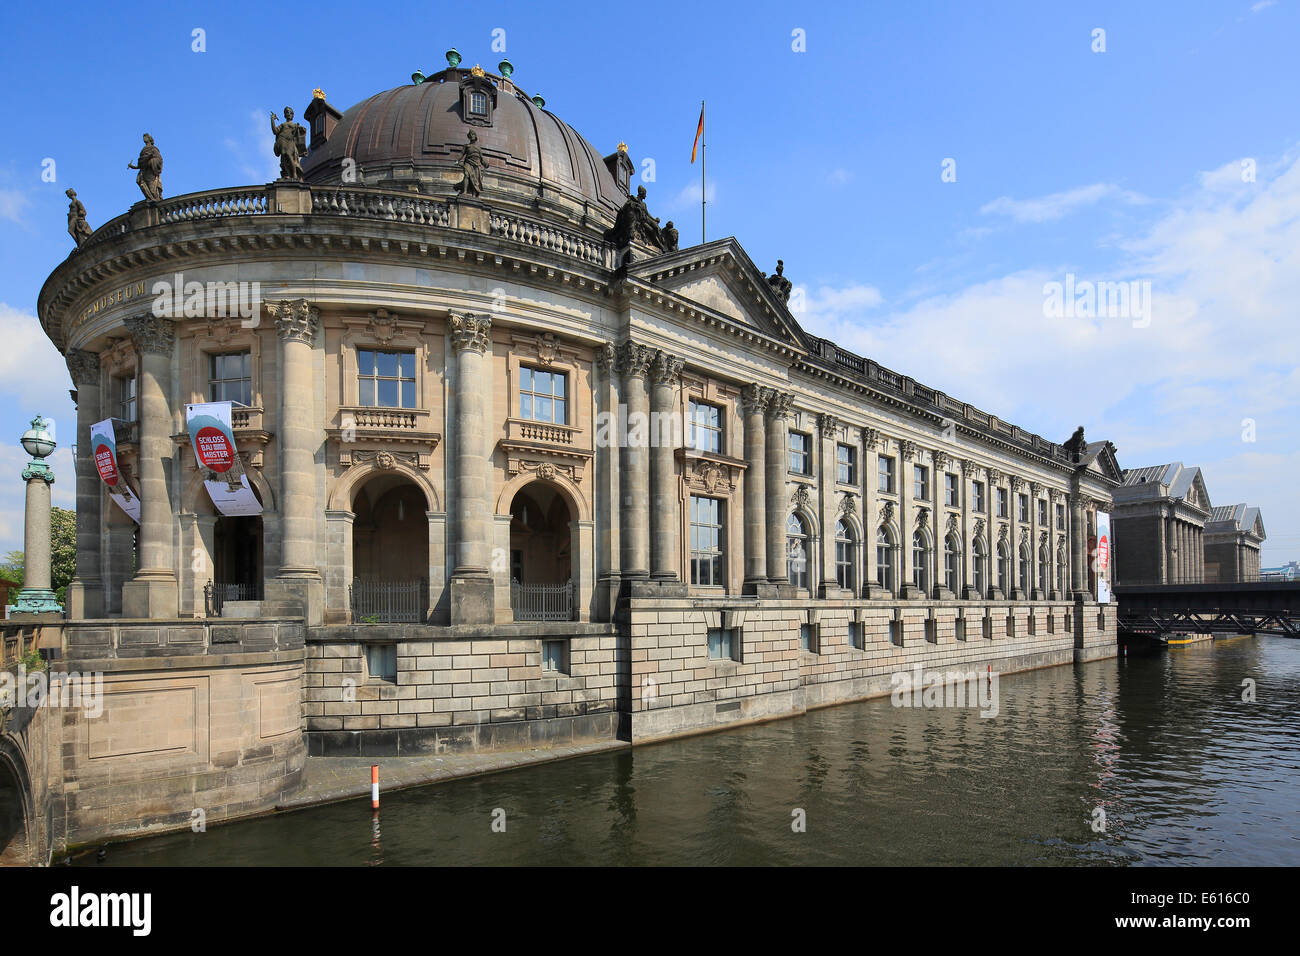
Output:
(34, 56), (1120, 775)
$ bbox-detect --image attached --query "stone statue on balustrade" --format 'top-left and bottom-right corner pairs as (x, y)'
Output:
(270, 106), (307, 181)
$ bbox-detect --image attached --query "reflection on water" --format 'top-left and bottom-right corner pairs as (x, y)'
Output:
(85, 636), (1300, 866)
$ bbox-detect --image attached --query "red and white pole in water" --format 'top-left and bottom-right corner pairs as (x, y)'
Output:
(371, 765), (379, 810)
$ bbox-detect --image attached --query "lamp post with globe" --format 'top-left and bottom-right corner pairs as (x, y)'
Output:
(14, 415), (63, 615)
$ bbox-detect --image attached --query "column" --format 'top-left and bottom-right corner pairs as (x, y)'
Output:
(764, 391), (792, 585)
(66, 349), (104, 618)
(740, 384), (768, 592)
(595, 344), (622, 617)
(446, 312), (494, 623)
(818, 413), (839, 597)
(121, 314), (178, 618)
(898, 441), (917, 598)
(1070, 480), (1088, 599)
(863, 429), (881, 595)
(1009, 477), (1025, 600)
(1157, 509), (1168, 585)
(261, 300), (325, 624)
(1048, 489), (1061, 598)
(961, 460), (978, 599)
(13, 422), (58, 614)
(618, 342), (652, 582)
(649, 350), (683, 583)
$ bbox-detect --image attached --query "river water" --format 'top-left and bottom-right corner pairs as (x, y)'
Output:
(85, 635), (1300, 866)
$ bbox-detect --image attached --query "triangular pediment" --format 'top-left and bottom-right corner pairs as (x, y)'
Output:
(1083, 441), (1124, 484)
(625, 238), (808, 350)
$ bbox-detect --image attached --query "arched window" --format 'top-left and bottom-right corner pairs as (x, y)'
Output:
(835, 519), (856, 591)
(876, 525), (895, 594)
(787, 513), (809, 590)
(1019, 542), (1031, 594)
(1038, 543), (1049, 595)
(1057, 543), (1067, 595)
(973, 537), (987, 596)
(912, 529), (930, 593)
(944, 533), (961, 594)
(997, 540), (1010, 595)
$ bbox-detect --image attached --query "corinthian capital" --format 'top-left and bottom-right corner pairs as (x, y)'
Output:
(740, 384), (770, 416)
(448, 312), (492, 353)
(818, 413), (840, 437)
(616, 341), (653, 380)
(766, 390), (793, 422)
(650, 349), (684, 386)
(267, 298), (320, 345)
(124, 314), (175, 355)
(65, 348), (101, 386)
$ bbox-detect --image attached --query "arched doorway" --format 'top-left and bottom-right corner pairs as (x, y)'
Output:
(509, 482), (573, 621)
(213, 515), (263, 599)
(0, 751), (30, 867)
(351, 475), (429, 622)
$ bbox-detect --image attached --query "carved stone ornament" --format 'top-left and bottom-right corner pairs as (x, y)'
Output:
(862, 427), (881, 451)
(596, 341), (617, 371)
(1020, 526), (1029, 545)
(537, 332), (559, 367)
(617, 341), (653, 380)
(124, 314), (175, 354)
(766, 390), (794, 422)
(696, 461), (725, 494)
(973, 517), (986, 540)
(203, 316), (243, 347)
(998, 523), (1008, 543)
(65, 349), (101, 387)
(916, 506), (930, 526)
(536, 462), (557, 480)
(650, 350), (684, 386)
(879, 500), (895, 524)
(1039, 529), (1049, 546)
(791, 484), (812, 512)
(987, 468), (1003, 485)
(961, 458), (981, 477)
(368, 308), (400, 345)
(449, 312), (492, 353)
(1030, 481), (1043, 498)
(898, 440), (916, 461)
(839, 492), (857, 515)
(740, 383), (770, 416)
(375, 450), (397, 470)
(1011, 476), (1025, 493)
(818, 413), (840, 437)
(946, 513), (960, 535)
(933, 450), (950, 471)
(266, 299), (319, 345)
(1050, 488), (1063, 503)
(350, 448), (421, 472)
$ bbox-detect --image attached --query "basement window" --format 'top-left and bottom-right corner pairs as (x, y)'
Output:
(366, 644), (397, 683)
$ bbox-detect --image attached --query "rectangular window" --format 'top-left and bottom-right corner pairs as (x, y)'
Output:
(878, 455), (895, 494)
(848, 621), (864, 650)
(707, 627), (740, 661)
(914, 464), (930, 501)
(689, 496), (725, 587)
(469, 90), (488, 116)
(789, 432), (811, 475)
(836, 443), (856, 485)
(688, 399), (723, 453)
(799, 623), (819, 653)
(1018, 493), (1029, 522)
(542, 639), (568, 674)
(944, 473), (959, 507)
(954, 618), (967, 642)
(972, 480), (985, 513)
(1037, 499), (1048, 526)
(117, 375), (137, 422)
(358, 348), (416, 409)
(365, 644), (396, 683)
(997, 488), (1009, 518)
(518, 365), (567, 424)
(208, 351), (252, 406)
(1056, 503), (1066, 530)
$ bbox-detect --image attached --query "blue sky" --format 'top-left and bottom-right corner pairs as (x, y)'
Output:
(1, 0), (1297, 563)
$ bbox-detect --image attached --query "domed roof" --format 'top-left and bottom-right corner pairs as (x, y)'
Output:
(303, 68), (627, 221)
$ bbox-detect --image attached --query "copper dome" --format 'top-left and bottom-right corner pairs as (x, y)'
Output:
(302, 69), (626, 222)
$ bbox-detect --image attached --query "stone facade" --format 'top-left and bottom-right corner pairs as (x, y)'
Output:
(1112, 462), (1212, 586)
(1203, 503), (1266, 583)
(35, 64), (1122, 763)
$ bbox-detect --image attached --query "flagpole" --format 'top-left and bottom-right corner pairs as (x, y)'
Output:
(701, 99), (706, 245)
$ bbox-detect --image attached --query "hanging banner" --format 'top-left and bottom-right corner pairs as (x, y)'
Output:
(186, 402), (263, 516)
(89, 418), (140, 522)
(1094, 511), (1112, 604)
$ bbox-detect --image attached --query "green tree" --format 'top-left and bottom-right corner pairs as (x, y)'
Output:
(0, 506), (77, 604)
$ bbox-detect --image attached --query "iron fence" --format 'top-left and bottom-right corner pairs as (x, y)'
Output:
(204, 581), (261, 617)
(351, 579), (427, 624)
(511, 579), (576, 622)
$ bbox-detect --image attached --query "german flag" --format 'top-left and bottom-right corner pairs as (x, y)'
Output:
(691, 102), (704, 164)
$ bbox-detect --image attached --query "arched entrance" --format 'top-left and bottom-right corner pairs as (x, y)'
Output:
(0, 750), (31, 867)
(351, 475), (429, 623)
(508, 481), (573, 621)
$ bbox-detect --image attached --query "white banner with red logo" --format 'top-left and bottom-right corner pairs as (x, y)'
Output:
(185, 402), (262, 516)
(1095, 511), (1111, 604)
(89, 418), (140, 522)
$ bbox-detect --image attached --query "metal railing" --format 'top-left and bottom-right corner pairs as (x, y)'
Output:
(351, 579), (427, 624)
(205, 581), (261, 617)
(511, 579), (576, 622)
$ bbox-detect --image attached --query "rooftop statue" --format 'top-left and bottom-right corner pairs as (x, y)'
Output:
(270, 106), (307, 181)
(661, 220), (679, 253)
(454, 131), (487, 197)
(1064, 426), (1086, 462)
(65, 188), (93, 248)
(765, 259), (792, 302)
(127, 133), (163, 202)
(606, 185), (668, 251)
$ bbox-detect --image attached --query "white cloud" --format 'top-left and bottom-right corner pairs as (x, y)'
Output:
(0, 188), (29, 225)
(826, 168), (853, 187)
(0, 303), (72, 401)
(1251, 1), (1276, 13)
(798, 149), (1300, 562)
(224, 108), (281, 184)
(670, 180), (717, 210)
(980, 183), (1145, 223)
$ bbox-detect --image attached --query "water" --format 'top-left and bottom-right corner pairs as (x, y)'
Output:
(85, 636), (1300, 865)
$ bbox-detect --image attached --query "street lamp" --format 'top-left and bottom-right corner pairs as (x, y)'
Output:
(13, 415), (62, 615)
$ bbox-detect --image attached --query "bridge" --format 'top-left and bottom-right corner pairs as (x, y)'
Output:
(1115, 582), (1300, 639)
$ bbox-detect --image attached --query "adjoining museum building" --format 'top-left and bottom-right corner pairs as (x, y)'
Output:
(37, 58), (1121, 758)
